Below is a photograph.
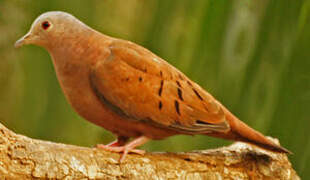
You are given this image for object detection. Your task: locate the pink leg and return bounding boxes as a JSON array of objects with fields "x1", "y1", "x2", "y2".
[
  {"x1": 104, "y1": 136, "x2": 129, "y2": 147},
  {"x1": 97, "y1": 136, "x2": 149, "y2": 162}
]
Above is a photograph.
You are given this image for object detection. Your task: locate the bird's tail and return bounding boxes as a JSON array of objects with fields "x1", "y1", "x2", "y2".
[{"x1": 209, "y1": 106, "x2": 291, "y2": 154}]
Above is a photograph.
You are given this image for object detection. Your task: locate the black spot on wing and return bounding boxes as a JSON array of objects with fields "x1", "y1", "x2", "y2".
[
  {"x1": 176, "y1": 81, "x2": 182, "y2": 87},
  {"x1": 177, "y1": 88, "x2": 184, "y2": 101},
  {"x1": 158, "y1": 80, "x2": 164, "y2": 96},
  {"x1": 159, "y1": 101, "x2": 163, "y2": 110},
  {"x1": 174, "y1": 100, "x2": 180, "y2": 115},
  {"x1": 192, "y1": 88, "x2": 203, "y2": 101},
  {"x1": 178, "y1": 74, "x2": 184, "y2": 80},
  {"x1": 122, "y1": 77, "x2": 130, "y2": 81}
]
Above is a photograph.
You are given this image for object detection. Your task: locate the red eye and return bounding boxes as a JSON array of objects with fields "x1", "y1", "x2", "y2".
[{"x1": 42, "y1": 21, "x2": 50, "y2": 30}]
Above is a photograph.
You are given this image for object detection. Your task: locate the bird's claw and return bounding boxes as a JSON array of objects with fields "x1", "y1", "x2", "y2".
[
  {"x1": 97, "y1": 144, "x2": 146, "y2": 162},
  {"x1": 97, "y1": 136, "x2": 149, "y2": 162}
]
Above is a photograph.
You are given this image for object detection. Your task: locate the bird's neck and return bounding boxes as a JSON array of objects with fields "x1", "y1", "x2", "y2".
[
  {"x1": 49, "y1": 28, "x2": 106, "y2": 60},
  {"x1": 46, "y1": 28, "x2": 112, "y2": 93}
]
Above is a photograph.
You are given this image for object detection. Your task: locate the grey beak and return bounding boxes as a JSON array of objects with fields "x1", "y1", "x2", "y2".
[{"x1": 15, "y1": 33, "x2": 31, "y2": 48}]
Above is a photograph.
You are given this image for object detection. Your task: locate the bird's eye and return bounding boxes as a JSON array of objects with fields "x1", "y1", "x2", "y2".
[{"x1": 42, "y1": 21, "x2": 51, "y2": 30}]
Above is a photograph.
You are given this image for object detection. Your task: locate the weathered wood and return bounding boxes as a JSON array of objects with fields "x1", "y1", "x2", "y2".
[{"x1": 0, "y1": 123, "x2": 299, "y2": 179}]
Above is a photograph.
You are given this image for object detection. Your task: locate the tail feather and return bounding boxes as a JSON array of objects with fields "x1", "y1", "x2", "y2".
[{"x1": 209, "y1": 106, "x2": 291, "y2": 154}]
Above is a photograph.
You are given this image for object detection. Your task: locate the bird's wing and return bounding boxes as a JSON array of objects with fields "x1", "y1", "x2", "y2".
[{"x1": 89, "y1": 39, "x2": 230, "y2": 134}]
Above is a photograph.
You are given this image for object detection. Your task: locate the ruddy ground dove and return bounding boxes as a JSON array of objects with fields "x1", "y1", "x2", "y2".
[{"x1": 15, "y1": 11, "x2": 290, "y2": 162}]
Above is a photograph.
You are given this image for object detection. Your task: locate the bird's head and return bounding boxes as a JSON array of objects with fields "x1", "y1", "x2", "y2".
[{"x1": 15, "y1": 11, "x2": 88, "y2": 49}]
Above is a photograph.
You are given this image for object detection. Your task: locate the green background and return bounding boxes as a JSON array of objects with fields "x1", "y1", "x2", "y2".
[{"x1": 0, "y1": 0, "x2": 309, "y2": 178}]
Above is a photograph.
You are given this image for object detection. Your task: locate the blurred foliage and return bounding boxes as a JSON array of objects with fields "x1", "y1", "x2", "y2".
[{"x1": 0, "y1": 0, "x2": 309, "y2": 178}]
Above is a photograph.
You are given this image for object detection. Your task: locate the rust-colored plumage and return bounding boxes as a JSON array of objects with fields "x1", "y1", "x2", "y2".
[{"x1": 15, "y1": 11, "x2": 290, "y2": 162}]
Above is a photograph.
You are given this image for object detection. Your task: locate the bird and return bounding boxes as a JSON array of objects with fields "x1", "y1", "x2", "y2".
[{"x1": 15, "y1": 11, "x2": 290, "y2": 162}]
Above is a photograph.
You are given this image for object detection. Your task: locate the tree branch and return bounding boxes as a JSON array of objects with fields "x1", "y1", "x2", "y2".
[{"x1": 0, "y1": 122, "x2": 299, "y2": 179}]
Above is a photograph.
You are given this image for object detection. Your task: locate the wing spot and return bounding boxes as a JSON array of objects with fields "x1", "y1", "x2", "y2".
[
  {"x1": 160, "y1": 71, "x2": 163, "y2": 77},
  {"x1": 174, "y1": 100, "x2": 180, "y2": 115},
  {"x1": 192, "y1": 88, "x2": 203, "y2": 101},
  {"x1": 122, "y1": 77, "x2": 129, "y2": 81},
  {"x1": 176, "y1": 81, "x2": 182, "y2": 87},
  {"x1": 158, "y1": 80, "x2": 164, "y2": 96},
  {"x1": 187, "y1": 81, "x2": 193, "y2": 86},
  {"x1": 177, "y1": 88, "x2": 184, "y2": 101},
  {"x1": 178, "y1": 74, "x2": 184, "y2": 80},
  {"x1": 159, "y1": 101, "x2": 163, "y2": 110},
  {"x1": 139, "y1": 77, "x2": 143, "y2": 82}
]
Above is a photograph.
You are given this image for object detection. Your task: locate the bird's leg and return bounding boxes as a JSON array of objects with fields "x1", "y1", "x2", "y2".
[
  {"x1": 104, "y1": 136, "x2": 129, "y2": 147},
  {"x1": 97, "y1": 136, "x2": 149, "y2": 162}
]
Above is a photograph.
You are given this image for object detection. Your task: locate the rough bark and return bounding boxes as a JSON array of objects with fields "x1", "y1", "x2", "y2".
[{"x1": 0, "y1": 122, "x2": 299, "y2": 180}]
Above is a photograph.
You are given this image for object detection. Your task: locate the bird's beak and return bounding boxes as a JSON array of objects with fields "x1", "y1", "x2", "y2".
[{"x1": 15, "y1": 32, "x2": 32, "y2": 48}]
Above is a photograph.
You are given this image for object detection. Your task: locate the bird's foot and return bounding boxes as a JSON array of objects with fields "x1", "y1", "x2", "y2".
[
  {"x1": 103, "y1": 136, "x2": 129, "y2": 147},
  {"x1": 97, "y1": 144, "x2": 146, "y2": 155},
  {"x1": 97, "y1": 136, "x2": 149, "y2": 162}
]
